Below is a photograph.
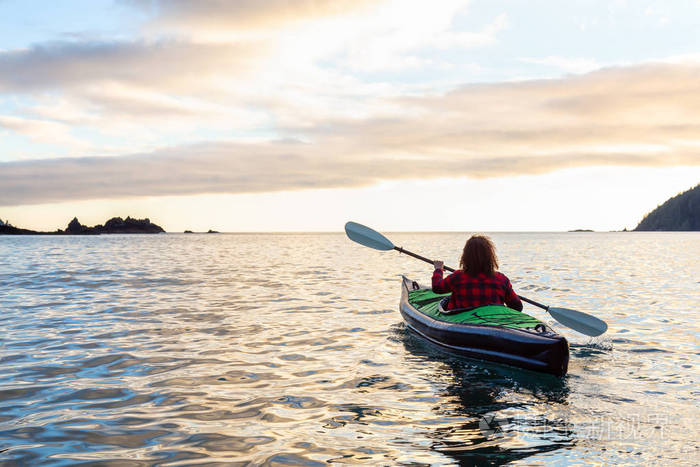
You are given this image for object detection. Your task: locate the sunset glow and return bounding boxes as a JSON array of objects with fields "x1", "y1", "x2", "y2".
[{"x1": 2, "y1": 0, "x2": 699, "y2": 231}]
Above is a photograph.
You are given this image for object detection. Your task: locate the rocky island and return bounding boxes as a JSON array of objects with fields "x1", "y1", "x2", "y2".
[
  {"x1": 0, "y1": 216, "x2": 165, "y2": 235},
  {"x1": 182, "y1": 229, "x2": 219, "y2": 233}
]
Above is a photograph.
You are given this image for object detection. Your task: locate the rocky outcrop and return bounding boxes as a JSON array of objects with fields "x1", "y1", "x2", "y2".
[
  {"x1": 98, "y1": 217, "x2": 165, "y2": 234},
  {"x1": 1, "y1": 216, "x2": 165, "y2": 235},
  {"x1": 0, "y1": 223, "x2": 41, "y2": 235},
  {"x1": 65, "y1": 217, "x2": 98, "y2": 234}
]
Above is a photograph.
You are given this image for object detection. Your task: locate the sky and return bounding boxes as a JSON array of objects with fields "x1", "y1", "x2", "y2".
[{"x1": 1, "y1": 0, "x2": 700, "y2": 232}]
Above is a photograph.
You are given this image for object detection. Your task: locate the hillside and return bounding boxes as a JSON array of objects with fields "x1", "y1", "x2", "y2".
[{"x1": 634, "y1": 184, "x2": 700, "y2": 231}]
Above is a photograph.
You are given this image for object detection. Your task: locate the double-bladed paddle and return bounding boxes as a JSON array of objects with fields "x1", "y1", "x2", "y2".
[{"x1": 345, "y1": 221, "x2": 608, "y2": 337}]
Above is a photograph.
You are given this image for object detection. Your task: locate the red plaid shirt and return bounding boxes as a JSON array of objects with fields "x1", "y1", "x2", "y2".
[{"x1": 432, "y1": 269, "x2": 523, "y2": 311}]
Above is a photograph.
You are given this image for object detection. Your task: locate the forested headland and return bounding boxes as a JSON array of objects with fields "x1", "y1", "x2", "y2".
[{"x1": 634, "y1": 184, "x2": 700, "y2": 231}]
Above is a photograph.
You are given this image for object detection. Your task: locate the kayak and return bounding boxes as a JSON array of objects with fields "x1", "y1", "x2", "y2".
[{"x1": 399, "y1": 276, "x2": 569, "y2": 376}]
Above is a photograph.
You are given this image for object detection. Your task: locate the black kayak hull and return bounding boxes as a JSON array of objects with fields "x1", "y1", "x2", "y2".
[{"x1": 400, "y1": 277, "x2": 569, "y2": 376}]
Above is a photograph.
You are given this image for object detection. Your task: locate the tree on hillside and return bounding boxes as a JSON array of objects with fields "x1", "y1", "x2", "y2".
[{"x1": 634, "y1": 184, "x2": 700, "y2": 231}]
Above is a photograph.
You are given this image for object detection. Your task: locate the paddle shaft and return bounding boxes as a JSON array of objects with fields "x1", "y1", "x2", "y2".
[
  {"x1": 394, "y1": 245, "x2": 549, "y2": 311},
  {"x1": 393, "y1": 246, "x2": 456, "y2": 272}
]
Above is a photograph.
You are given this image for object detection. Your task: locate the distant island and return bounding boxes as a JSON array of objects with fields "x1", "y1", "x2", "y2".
[
  {"x1": 634, "y1": 184, "x2": 700, "y2": 231},
  {"x1": 568, "y1": 229, "x2": 594, "y2": 232},
  {"x1": 0, "y1": 216, "x2": 164, "y2": 235}
]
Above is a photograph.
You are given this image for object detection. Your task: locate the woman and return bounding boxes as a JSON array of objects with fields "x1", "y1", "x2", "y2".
[{"x1": 432, "y1": 235, "x2": 523, "y2": 312}]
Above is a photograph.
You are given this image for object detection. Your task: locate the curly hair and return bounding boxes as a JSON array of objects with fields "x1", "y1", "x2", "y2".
[{"x1": 459, "y1": 235, "x2": 499, "y2": 276}]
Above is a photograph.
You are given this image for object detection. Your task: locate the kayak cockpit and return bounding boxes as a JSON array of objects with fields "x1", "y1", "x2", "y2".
[{"x1": 400, "y1": 276, "x2": 569, "y2": 376}]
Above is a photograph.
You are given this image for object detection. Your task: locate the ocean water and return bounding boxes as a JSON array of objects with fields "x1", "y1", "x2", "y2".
[{"x1": 0, "y1": 232, "x2": 698, "y2": 465}]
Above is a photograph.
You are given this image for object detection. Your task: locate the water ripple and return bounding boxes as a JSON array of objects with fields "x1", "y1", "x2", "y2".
[{"x1": 0, "y1": 233, "x2": 698, "y2": 465}]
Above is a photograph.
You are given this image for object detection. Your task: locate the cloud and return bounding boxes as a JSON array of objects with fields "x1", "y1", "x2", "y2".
[
  {"x1": 519, "y1": 56, "x2": 601, "y2": 74},
  {"x1": 125, "y1": 0, "x2": 377, "y2": 34},
  {"x1": 282, "y1": 64, "x2": 700, "y2": 166},
  {"x1": 3, "y1": 62, "x2": 700, "y2": 206},
  {"x1": 311, "y1": 2, "x2": 501, "y2": 74},
  {"x1": 0, "y1": 39, "x2": 258, "y2": 92},
  {"x1": 0, "y1": 0, "x2": 498, "y2": 153},
  {"x1": 0, "y1": 115, "x2": 90, "y2": 150},
  {"x1": 2, "y1": 6, "x2": 700, "y2": 208},
  {"x1": 1, "y1": 139, "x2": 695, "y2": 207},
  {"x1": 0, "y1": 38, "x2": 271, "y2": 146}
]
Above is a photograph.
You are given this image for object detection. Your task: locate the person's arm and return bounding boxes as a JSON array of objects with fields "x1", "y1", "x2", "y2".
[
  {"x1": 432, "y1": 260, "x2": 453, "y2": 293},
  {"x1": 503, "y1": 275, "x2": 523, "y2": 311}
]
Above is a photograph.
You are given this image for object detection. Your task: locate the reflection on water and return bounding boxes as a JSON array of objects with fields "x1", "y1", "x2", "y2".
[
  {"x1": 399, "y1": 326, "x2": 572, "y2": 465},
  {"x1": 0, "y1": 232, "x2": 698, "y2": 465}
]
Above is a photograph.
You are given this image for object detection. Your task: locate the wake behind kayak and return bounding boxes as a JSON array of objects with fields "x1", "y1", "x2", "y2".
[{"x1": 400, "y1": 276, "x2": 569, "y2": 376}]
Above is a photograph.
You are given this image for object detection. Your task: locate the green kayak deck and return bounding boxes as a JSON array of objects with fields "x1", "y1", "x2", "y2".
[
  {"x1": 407, "y1": 288, "x2": 544, "y2": 330},
  {"x1": 400, "y1": 276, "x2": 569, "y2": 376}
]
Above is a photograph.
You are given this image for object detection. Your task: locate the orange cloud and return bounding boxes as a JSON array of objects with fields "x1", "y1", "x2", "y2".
[
  {"x1": 0, "y1": 39, "x2": 259, "y2": 92},
  {"x1": 127, "y1": 0, "x2": 377, "y2": 32},
  {"x1": 2, "y1": 61, "x2": 700, "y2": 206}
]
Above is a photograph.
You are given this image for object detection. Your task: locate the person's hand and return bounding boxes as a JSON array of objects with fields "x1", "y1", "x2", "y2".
[{"x1": 434, "y1": 260, "x2": 444, "y2": 270}]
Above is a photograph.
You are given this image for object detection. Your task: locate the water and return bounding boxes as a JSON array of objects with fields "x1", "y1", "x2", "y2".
[{"x1": 0, "y1": 232, "x2": 698, "y2": 465}]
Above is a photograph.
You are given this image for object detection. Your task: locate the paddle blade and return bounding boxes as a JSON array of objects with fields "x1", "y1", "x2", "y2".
[
  {"x1": 548, "y1": 307, "x2": 608, "y2": 337},
  {"x1": 345, "y1": 221, "x2": 394, "y2": 251}
]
